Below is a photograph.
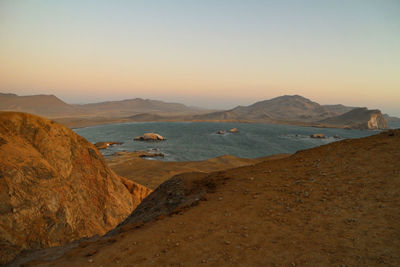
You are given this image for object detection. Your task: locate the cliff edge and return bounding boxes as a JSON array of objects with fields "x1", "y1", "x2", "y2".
[
  {"x1": 319, "y1": 107, "x2": 388, "y2": 129},
  {"x1": 0, "y1": 112, "x2": 150, "y2": 264}
]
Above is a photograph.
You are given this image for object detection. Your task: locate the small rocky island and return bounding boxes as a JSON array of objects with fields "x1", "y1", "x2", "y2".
[
  {"x1": 217, "y1": 128, "x2": 239, "y2": 134},
  {"x1": 134, "y1": 133, "x2": 166, "y2": 141},
  {"x1": 310, "y1": 133, "x2": 325, "y2": 139}
]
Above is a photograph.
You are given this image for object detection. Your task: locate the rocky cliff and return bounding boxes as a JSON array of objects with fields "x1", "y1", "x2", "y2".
[
  {"x1": 0, "y1": 112, "x2": 151, "y2": 264},
  {"x1": 319, "y1": 107, "x2": 389, "y2": 129}
]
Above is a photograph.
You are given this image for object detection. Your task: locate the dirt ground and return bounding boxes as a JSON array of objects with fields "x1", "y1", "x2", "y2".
[
  {"x1": 106, "y1": 152, "x2": 289, "y2": 189},
  {"x1": 10, "y1": 130, "x2": 400, "y2": 266}
]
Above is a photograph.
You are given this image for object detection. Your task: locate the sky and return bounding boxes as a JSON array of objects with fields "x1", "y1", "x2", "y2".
[{"x1": 0, "y1": 0, "x2": 399, "y2": 115}]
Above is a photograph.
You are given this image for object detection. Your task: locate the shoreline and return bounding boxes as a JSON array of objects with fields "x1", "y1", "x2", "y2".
[{"x1": 55, "y1": 116, "x2": 386, "y2": 131}]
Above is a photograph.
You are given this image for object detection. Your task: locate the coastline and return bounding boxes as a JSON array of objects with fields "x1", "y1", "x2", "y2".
[{"x1": 54, "y1": 115, "x2": 387, "y2": 130}]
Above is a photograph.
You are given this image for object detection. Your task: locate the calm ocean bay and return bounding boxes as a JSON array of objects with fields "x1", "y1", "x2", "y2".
[{"x1": 75, "y1": 122, "x2": 399, "y2": 162}]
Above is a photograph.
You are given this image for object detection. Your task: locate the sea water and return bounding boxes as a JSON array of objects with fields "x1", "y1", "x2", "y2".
[{"x1": 74, "y1": 122, "x2": 397, "y2": 162}]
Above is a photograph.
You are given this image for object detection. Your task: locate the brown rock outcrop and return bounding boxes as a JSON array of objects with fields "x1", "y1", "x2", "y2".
[
  {"x1": 94, "y1": 141, "x2": 123, "y2": 149},
  {"x1": 319, "y1": 108, "x2": 389, "y2": 130},
  {"x1": 0, "y1": 112, "x2": 150, "y2": 264},
  {"x1": 134, "y1": 133, "x2": 166, "y2": 141},
  {"x1": 120, "y1": 177, "x2": 152, "y2": 209}
]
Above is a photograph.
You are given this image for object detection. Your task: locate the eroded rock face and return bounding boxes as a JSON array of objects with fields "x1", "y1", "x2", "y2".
[
  {"x1": 0, "y1": 112, "x2": 150, "y2": 264},
  {"x1": 367, "y1": 113, "x2": 388, "y2": 130},
  {"x1": 319, "y1": 108, "x2": 389, "y2": 130}
]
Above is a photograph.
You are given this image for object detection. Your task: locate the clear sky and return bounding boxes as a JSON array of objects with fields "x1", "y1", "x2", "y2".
[{"x1": 0, "y1": 0, "x2": 399, "y2": 115}]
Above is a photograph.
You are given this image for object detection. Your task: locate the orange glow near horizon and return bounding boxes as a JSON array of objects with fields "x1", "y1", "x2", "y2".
[{"x1": 0, "y1": 1, "x2": 399, "y2": 115}]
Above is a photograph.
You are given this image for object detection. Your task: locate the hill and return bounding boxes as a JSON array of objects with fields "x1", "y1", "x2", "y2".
[
  {"x1": 0, "y1": 112, "x2": 151, "y2": 264},
  {"x1": 0, "y1": 93, "x2": 208, "y2": 120},
  {"x1": 0, "y1": 93, "x2": 393, "y2": 130},
  {"x1": 322, "y1": 104, "x2": 357, "y2": 114},
  {"x1": 193, "y1": 95, "x2": 338, "y2": 123},
  {"x1": 0, "y1": 93, "x2": 75, "y2": 116},
  {"x1": 192, "y1": 95, "x2": 390, "y2": 130},
  {"x1": 319, "y1": 107, "x2": 389, "y2": 130},
  {"x1": 383, "y1": 114, "x2": 400, "y2": 123},
  {"x1": 127, "y1": 113, "x2": 168, "y2": 122},
  {"x1": 77, "y1": 98, "x2": 200, "y2": 117},
  {"x1": 10, "y1": 129, "x2": 400, "y2": 266}
]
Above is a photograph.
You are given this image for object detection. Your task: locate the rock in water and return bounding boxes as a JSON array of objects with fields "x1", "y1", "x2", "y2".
[
  {"x1": 134, "y1": 133, "x2": 166, "y2": 141},
  {"x1": 310, "y1": 133, "x2": 325, "y2": 138},
  {"x1": 0, "y1": 112, "x2": 151, "y2": 264}
]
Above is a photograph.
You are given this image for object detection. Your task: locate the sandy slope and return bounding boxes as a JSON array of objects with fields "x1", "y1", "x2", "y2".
[
  {"x1": 10, "y1": 129, "x2": 400, "y2": 266},
  {"x1": 106, "y1": 152, "x2": 290, "y2": 189}
]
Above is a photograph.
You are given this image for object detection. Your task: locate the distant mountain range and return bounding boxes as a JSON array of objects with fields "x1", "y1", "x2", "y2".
[
  {"x1": 74, "y1": 98, "x2": 203, "y2": 117},
  {"x1": 0, "y1": 93, "x2": 206, "y2": 118},
  {"x1": 0, "y1": 92, "x2": 397, "y2": 129},
  {"x1": 193, "y1": 95, "x2": 337, "y2": 122},
  {"x1": 0, "y1": 93, "x2": 74, "y2": 116},
  {"x1": 191, "y1": 95, "x2": 390, "y2": 129}
]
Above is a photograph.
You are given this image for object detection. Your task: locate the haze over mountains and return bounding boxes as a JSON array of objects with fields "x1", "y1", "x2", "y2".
[
  {"x1": 0, "y1": 93, "x2": 75, "y2": 116},
  {"x1": 0, "y1": 92, "x2": 395, "y2": 129},
  {"x1": 193, "y1": 95, "x2": 337, "y2": 122},
  {"x1": 0, "y1": 93, "x2": 204, "y2": 118}
]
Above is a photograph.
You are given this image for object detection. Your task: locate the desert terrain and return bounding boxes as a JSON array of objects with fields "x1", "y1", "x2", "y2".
[
  {"x1": 2, "y1": 2, "x2": 399, "y2": 266},
  {"x1": 106, "y1": 152, "x2": 290, "y2": 189},
  {"x1": 7, "y1": 123, "x2": 400, "y2": 266}
]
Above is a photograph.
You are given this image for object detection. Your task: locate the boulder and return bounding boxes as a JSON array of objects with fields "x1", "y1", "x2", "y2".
[
  {"x1": 228, "y1": 128, "x2": 239, "y2": 133},
  {"x1": 310, "y1": 133, "x2": 325, "y2": 139},
  {"x1": 0, "y1": 112, "x2": 151, "y2": 264},
  {"x1": 134, "y1": 133, "x2": 166, "y2": 141},
  {"x1": 94, "y1": 141, "x2": 123, "y2": 149}
]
